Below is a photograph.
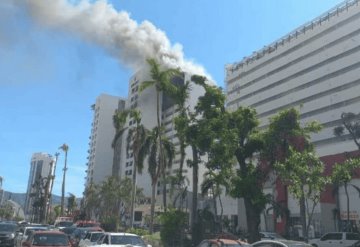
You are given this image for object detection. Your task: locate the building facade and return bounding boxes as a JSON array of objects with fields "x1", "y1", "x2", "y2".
[
  {"x1": 225, "y1": 0, "x2": 360, "y2": 236},
  {"x1": 109, "y1": 70, "x2": 208, "y2": 225},
  {"x1": 0, "y1": 176, "x2": 3, "y2": 206},
  {"x1": 85, "y1": 93, "x2": 125, "y2": 188},
  {"x1": 24, "y1": 152, "x2": 55, "y2": 221}
]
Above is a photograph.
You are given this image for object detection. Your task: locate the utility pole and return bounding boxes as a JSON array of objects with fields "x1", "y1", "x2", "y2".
[{"x1": 59, "y1": 144, "x2": 69, "y2": 216}]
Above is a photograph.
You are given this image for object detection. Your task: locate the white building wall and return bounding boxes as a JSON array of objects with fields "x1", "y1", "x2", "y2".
[
  {"x1": 119, "y1": 71, "x2": 207, "y2": 200},
  {"x1": 225, "y1": 0, "x2": 360, "y2": 232},
  {"x1": 226, "y1": 1, "x2": 360, "y2": 157},
  {"x1": 24, "y1": 152, "x2": 54, "y2": 218},
  {"x1": 86, "y1": 94, "x2": 122, "y2": 187}
]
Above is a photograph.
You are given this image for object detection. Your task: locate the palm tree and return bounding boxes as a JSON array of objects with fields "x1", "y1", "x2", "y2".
[
  {"x1": 141, "y1": 126, "x2": 175, "y2": 233},
  {"x1": 126, "y1": 110, "x2": 148, "y2": 228},
  {"x1": 67, "y1": 193, "x2": 77, "y2": 215},
  {"x1": 140, "y1": 58, "x2": 180, "y2": 210},
  {"x1": 59, "y1": 143, "x2": 69, "y2": 216},
  {"x1": 82, "y1": 183, "x2": 99, "y2": 219},
  {"x1": 112, "y1": 109, "x2": 130, "y2": 176},
  {"x1": 173, "y1": 80, "x2": 191, "y2": 187}
]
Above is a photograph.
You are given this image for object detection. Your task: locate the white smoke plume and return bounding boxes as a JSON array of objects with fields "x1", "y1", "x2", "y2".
[{"x1": 16, "y1": 0, "x2": 211, "y2": 79}]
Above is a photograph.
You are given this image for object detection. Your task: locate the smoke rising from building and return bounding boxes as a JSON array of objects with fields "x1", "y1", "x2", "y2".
[{"x1": 16, "y1": 0, "x2": 211, "y2": 79}]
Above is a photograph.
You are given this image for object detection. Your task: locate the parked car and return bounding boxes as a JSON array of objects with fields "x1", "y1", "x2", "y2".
[
  {"x1": 260, "y1": 232, "x2": 286, "y2": 241},
  {"x1": 197, "y1": 238, "x2": 249, "y2": 246},
  {"x1": 93, "y1": 232, "x2": 151, "y2": 247},
  {"x1": 59, "y1": 227, "x2": 77, "y2": 238},
  {"x1": 251, "y1": 239, "x2": 312, "y2": 247},
  {"x1": 70, "y1": 227, "x2": 103, "y2": 247},
  {"x1": 0, "y1": 222, "x2": 18, "y2": 247},
  {"x1": 14, "y1": 225, "x2": 49, "y2": 247},
  {"x1": 22, "y1": 230, "x2": 71, "y2": 247},
  {"x1": 309, "y1": 232, "x2": 360, "y2": 247},
  {"x1": 78, "y1": 232, "x2": 104, "y2": 247}
]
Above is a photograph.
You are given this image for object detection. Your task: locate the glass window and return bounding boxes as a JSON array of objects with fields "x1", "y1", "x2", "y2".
[
  {"x1": 321, "y1": 233, "x2": 342, "y2": 240},
  {"x1": 347, "y1": 233, "x2": 360, "y2": 240}
]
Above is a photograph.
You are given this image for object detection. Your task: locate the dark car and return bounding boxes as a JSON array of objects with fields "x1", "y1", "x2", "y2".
[
  {"x1": 59, "y1": 227, "x2": 77, "y2": 237},
  {"x1": 22, "y1": 230, "x2": 71, "y2": 247},
  {"x1": 0, "y1": 222, "x2": 18, "y2": 247}
]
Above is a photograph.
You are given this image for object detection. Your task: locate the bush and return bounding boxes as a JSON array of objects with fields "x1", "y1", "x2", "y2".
[
  {"x1": 100, "y1": 217, "x2": 118, "y2": 232},
  {"x1": 126, "y1": 228, "x2": 150, "y2": 236},
  {"x1": 159, "y1": 209, "x2": 188, "y2": 247}
]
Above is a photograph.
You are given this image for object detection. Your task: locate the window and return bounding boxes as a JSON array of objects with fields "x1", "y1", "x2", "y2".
[{"x1": 321, "y1": 233, "x2": 342, "y2": 240}]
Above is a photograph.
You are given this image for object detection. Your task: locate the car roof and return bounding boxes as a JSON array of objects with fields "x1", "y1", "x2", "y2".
[
  {"x1": 104, "y1": 232, "x2": 138, "y2": 236},
  {"x1": 252, "y1": 240, "x2": 312, "y2": 246},
  {"x1": 32, "y1": 230, "x2": 66, "y2": 235},
  {"x1": 205, "y1": 238, "x2": 249, "y2": 245}
]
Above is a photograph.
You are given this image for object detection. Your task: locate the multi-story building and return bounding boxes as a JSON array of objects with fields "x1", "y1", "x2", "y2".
[
  {"x1": 225, "y1": 0, "x2": 360, "y2": 236},
  {"x1": 111, "y1": 71, "x2": 208, "y2": 225},
  {"x1": 0, "y1": 176, "x2": 4, "y2": 205},
  {"x1": 85, "y1": 93, "x2": 125, "y2": 187},
  {"x1": 24, "y1": 152, "x2": 55, "y2": 221}
]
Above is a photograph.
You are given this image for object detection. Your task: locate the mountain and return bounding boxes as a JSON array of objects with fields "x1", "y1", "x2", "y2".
[{"x1": 3, "y1": 191, "x2": 81, "y2": 208}]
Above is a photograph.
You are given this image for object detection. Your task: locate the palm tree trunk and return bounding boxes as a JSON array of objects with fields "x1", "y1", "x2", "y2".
[
  {"x1": 156, "y1": 91, "x2": 167, "y2": 211},
  {"x1": 61, "y1": 149, "x2": 68, "y2": 216},
  {"x1": 191, "y1": 145, "x2": 199, "y2": 244},
  {"x1": 150, "y1": 181, "x2": 157, "y2": 234},
  {"x1": 130, "y1": 164, "x2": 137, "y2": 228}
]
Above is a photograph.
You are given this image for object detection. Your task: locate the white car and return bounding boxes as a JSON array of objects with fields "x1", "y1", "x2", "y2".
[
  {"x1": 93, "y1": 232, "x2": 151, "y2": 247},
  {"x1": 309, "y1": 232, "x2": 360, "y2": 247},
  {"x1": 260, "y1": 232, "x2": 286, "y2": 240},
  {"x1": 252, "y1": 239, "x2": 312, "y2": 247},
  {"x1": 78, "y1": 231, "x2": 104, "y2": 247}
]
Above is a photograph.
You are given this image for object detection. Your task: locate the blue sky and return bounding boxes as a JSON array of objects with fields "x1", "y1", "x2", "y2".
[{"x1": 0, "y1": 0, "x2": 345, "y2": 198}]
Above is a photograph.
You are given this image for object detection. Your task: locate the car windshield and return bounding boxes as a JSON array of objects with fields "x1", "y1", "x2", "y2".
[
  {"x1": 110, "y1": 235, "x2": 145, "y2": 246},
  {"x1": 32, "y1": 234, "x2": 69, "y2": 246},
  {"x1": 56, "y1": 222, "x2": 73, "y2": 227},
  {"x1": 90, "y1": 233, "x2": 103, "y2": 242},
  {"x1": 25, "y1": 228, "x2": 48, "y2": 235},
  {"x1": 0, "y1": 224, "x2": 17, "y2": 232}
]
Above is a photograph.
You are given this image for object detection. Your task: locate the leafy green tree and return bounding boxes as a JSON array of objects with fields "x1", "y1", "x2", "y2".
[
  {"x1": 187, "y1": 76, "x2": 238, "y2": 245},
  {"x1": 140, "y1": 58, "x2": 181, "y2": 210},
  {"x1": 331, "y1": 158, "x2": 360, "y2": 231},
  {"x1": 226, "y1": 106, "x2": 265, "y2": 243},
  {"x1": 82, "y1": 182, "x2": 99, "y2": 219},
  {"x1": 159, "y1": 208, "x2": 188, "y2": 247},
  {"x1": 275, "y1": 148, "x2": 329, "y2": 241},
  {"x1": 334, "y1": 112, "x2": 360, "y2": 149},
  {"x1": 67, "y1": 193, "x2": 77, "y2": 216},
  {"x1": 261, "y1": 108, "x2": 322, "y2": 238},
  {"x1": 0, "y1": 202, "x2": 14, "y2": 220},
  {"x1": 54, "y1": 205, "x2": 61, "y2": 219},
  {"x1": 97, "y1": 176, "x2": 132, "y2": 228}
]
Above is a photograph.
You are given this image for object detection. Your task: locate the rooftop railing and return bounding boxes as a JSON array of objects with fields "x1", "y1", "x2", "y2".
[{"x1": 227, "y1": 0, "x2": 360, "y2": 76}]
